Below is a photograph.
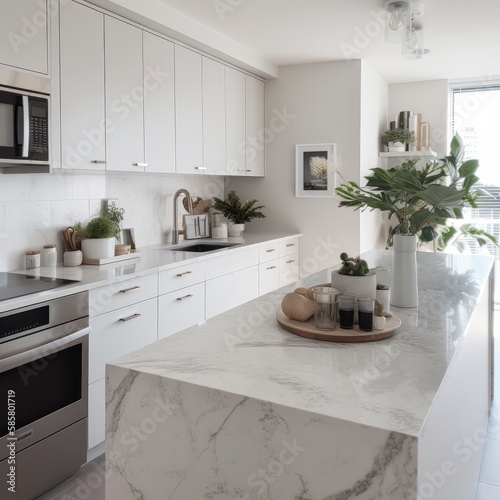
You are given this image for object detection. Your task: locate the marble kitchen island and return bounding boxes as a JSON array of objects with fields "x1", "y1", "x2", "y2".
[{"x1": 105, "y1": 251, "x2": 494, "y2": 500}]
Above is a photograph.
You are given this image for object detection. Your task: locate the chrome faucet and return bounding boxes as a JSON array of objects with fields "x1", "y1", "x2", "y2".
[{"x1": 172, "y1": 189, "x2": 194, "y2": 244}]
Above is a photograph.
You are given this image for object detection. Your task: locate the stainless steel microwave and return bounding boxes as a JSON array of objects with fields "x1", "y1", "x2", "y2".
[{"x1": 0, "y1": 85, "x2": 49, "y2": 170}]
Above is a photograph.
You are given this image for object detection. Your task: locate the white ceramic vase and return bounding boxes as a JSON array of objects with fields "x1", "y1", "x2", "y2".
[
  {"x1": 391, "y1": 234, "x2": 418, "y2": 308},
  {"x1": 388, "y1": 141, "x2": 405, "y2": 152},
  {"x1": 81, "y1": 237, "x2": 115, "y2": 260},
  {"x1": 227, "y1": 223, "x2": 245, "y2": 237},
  {"x1": 330, "y1": 271, "x2": 377, "y2": 299}
]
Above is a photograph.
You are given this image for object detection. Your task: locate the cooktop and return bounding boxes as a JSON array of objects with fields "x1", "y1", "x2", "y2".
[{"x1": 0, "y1": 272, "x2": 80, "y2": 301}]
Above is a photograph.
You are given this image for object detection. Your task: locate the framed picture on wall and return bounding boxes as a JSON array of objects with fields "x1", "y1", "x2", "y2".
[{"x1": 295, "y1": 143, "x2": 336, "y2": 198}]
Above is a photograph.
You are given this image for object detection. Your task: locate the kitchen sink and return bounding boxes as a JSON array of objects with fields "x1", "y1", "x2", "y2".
[{"x1": 167, "y1": 242, "x2": 240, "y2": 253}]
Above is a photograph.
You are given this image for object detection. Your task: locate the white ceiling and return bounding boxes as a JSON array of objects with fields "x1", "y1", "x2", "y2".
[{"x1": 154, "y1": 0, "x2": 500, "y2": 83}]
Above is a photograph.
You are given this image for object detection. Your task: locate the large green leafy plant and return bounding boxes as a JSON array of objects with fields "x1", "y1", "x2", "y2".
[
  {"x1": 335, "y1": 134, "x2": 496, "y2": 249},
  {"x1": 213, "y1": 190, "x2": 266, "y2": 224}
]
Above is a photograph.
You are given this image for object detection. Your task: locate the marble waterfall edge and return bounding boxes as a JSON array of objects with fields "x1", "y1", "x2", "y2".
[{"x1": 106, "y1": 365, "x2": 418, "y2": 500}]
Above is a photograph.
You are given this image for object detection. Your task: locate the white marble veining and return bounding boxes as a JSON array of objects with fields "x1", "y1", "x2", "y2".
[{"x1": 105, "y1": 250, "x2": 493, "y2": 499}]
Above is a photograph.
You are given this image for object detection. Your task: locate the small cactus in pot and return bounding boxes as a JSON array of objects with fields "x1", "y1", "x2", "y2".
[{"x1": 338, "y1": 253, "x2": 370, "y2": 276}]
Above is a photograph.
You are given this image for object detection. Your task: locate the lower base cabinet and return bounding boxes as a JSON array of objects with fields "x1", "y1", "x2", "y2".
[{"x1": 88, "y1": 379, "x2": 105, "y2": 449}]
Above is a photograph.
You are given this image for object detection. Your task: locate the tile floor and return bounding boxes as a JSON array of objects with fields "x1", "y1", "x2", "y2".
[{"x1": 38, "y1": 326, "x2": 500, "y2": 500}]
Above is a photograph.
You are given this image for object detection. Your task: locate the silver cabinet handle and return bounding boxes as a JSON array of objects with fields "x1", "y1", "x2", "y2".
[
  {"x1": 286, "y1": 260, "x2": 295, "y2": 264},
  {"x1": 286, "y1": 243, "x2": 295, "y2": 247},
  {"x1": 133, "y1": 162, "x2": 149, "y2": 167},
  {"x1": 176, "y1": 271, "x2": 193, "y2": 277},
  {"x1": 119, "y1": 313, "x2": 141, "y2": 322},
  {"x1": 91, "y1": 160, "x2": 106, "y2": 164},
  {"x1": 119, "y1": 285, "x2": 141, "y2": 294},
  {"x1": 176, "y1": 294, "x2": 193, "y2": 301},
  {"x1": 266, "y1": 249, "x2": 276, "y2": 253},
  {"x1": 22, "y1": 95, "x2": 29, "y2": 158},
  {"x1": 266, "y1": 266, "x2": 277, "y2": 270},
  {"x1": 194, "y1": 166, "x2": 207, "y2": 170}
]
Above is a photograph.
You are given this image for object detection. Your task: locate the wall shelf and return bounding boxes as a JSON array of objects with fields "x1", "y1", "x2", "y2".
[{"x1": 379, "y1": 151, "x2": 437, "y2": 159}]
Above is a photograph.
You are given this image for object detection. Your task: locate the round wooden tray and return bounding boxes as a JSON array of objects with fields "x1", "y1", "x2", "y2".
[{"x1": 276, "y1": 308, "x2": 401, "y2": 342}]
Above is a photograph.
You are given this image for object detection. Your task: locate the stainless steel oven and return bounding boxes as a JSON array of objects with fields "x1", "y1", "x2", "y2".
[{"x1": 0, "y1": 291, "x2": 89, "y2": 500}]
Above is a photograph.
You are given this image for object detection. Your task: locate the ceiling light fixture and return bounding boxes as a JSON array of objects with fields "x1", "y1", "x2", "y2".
[{"x1": 384, "y1": 0, "x2": 430, "y2": 58}]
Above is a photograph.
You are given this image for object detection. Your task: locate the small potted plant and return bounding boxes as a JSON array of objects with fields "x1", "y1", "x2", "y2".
[
  {"x1": 74, "y1": 204, "x2": 124, "y2": 260},
  {"x1": 212, "y1": 190, "x2": 266, "y2": 236},
  {"x1": 331, "y1": 252, "x2": 377, "y2": 299},
  {"x1": 381, "y1": 129, "x2": 416, "y2": 152}
]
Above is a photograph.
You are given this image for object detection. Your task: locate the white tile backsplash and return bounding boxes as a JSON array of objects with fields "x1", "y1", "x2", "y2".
[{"x1": 0, "y1": 171, "x2": 223, "y2": 271}]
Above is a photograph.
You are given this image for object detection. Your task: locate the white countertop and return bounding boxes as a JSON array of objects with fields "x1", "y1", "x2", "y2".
[
  {"x1": 0, "y1": 232, "x2": 301, "y2": 313},
  {"x1": 108, "y1": 249, "x2": 493, "y2": 437}
]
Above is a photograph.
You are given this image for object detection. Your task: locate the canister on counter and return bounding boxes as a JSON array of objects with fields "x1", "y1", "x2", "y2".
[
  {"x1": 42, "y1": 244, "x2": 57, "y2": 267},
  {"x1": 25, "y1": 250, "x2": 41, "y2": 269}
]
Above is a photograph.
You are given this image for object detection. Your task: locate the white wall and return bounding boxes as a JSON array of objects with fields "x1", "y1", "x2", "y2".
[
  {"x1": 0, "y1": 172, "x2": 222, "y2": 271},
  {"x1": 388, "y1": 79, "x2": 449, "y2": 157},
  {"x1": 360, "y1": 62, "x2": 389, "y2": 252},
  {"x1": 229, "y1": 59, "x2": 387, "y2": 277}
]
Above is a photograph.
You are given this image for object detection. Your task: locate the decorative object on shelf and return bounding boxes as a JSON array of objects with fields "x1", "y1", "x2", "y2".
[
  {"x1": 63, "y1": 250, "x2": 83, "y2": 267},
  {"x1": 384, "y1": 0, "x2": 430, "y2": 59},
  {"x1": 41, "y1": 244, "x2": 57, "y2": 267},
  {"x1": 74, "y1": 203, "x2": 125, "y2": 260},
  {"x1": 380, "y1": 128, "x2": 415, "y2": 152},
  {"x1": 212, "y1": 190, "x2": 265, "y2": 236},
  {"x1": 295, "y1": 143, "x2": 336, "y2": 197},
  {"x1": 331, "y1": 253, "x2": 378, "y2": 301},
  {"x1": 335, "y1": 133, "x2": 498, "y2": 306},
  {"x1": 420, "y1": 121, "x2": 431, "y2": 151},
  {"x1": 25, "y1": 250, "x2": 40, "y2": 269}
]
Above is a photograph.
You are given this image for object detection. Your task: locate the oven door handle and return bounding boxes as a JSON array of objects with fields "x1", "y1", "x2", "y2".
[{"x1": 0, "y1": 326, "x2": 91, "y2": 373}]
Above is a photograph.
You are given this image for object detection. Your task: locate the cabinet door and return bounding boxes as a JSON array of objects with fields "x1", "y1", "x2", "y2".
[
  {"x1": 225, "y1": 67, "x2": 246, "y2": 175},
  {"x1": 89, "y1": 298, "x2": 158, "y2": 383},
  {"x1": 279, "y1": 254, "x2": 299, "y2": 287},
  {"x1": 175, "y1": 46, "x2": 203, "y2": 174},
  {"x1": 88, "y1": 378, "x2": 105, "y2": 449},
  {"x1": 60, "y1": 1, "x2": 106, "y2": 170},
  {"x1": 143, "y1": 32, "x2": 175, "y2": 173},
  {"x1": 259, "y1": 260, "x2": 280, "y2": 295},
  {"x1": 234, "y1": 266, "x2": 259, "y2": 307},
  {"x1": 0, "y1": 0, "x2": 48, "y2": 74},
  {"x1": 246, "y1": 76, "x2": 265, "y2": 176},
  {"x1": 206, "y1": 274, "x2": 233, "y2": 319},
  {"x1": 158, "y1": 282, "x2": 205, "y2": 339},
  {"x1": 105, "y1": 17, "x2": 144, "y2": 172},
  {"x1": 202, "y1": 57, "x2": 225, "y2": 175}
]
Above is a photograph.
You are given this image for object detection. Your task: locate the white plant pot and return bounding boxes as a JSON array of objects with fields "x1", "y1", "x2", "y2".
[
  {"x1": 391, "y1": 234, "x2": 418, "y2": 308},
  {"x1": 227, "y1": 223, "x2": 245, "y2": 237},
  {"x1": 330, "y1": 271, "x2": 377, "y2": 299},
  {"x1": 81, "y1": 237, "x2": 116, "y2": 260},
  {"x1": 388, "y1": 141, "x2": 405, "y2": 152}
]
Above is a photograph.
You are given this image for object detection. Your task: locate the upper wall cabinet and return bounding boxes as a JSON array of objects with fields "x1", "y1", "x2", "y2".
[
  {"x1": 225, "y1": 67, "x2": 246, "y2": 176},
  {"x1": 60, "y1": 1, "x2": 106, "y2": 170},
  {"x1": 143, "y1": 32, "x2": 175, "y2": 174},
  {"x1": 0, "y1": 0, "x2": 49, "y2": 75},
  {"x1": 175, "y1": 46, "x2": 203, "y2": 174},
  {"x1": 245, "y1": 76, "x2": 265, "y2": 176},
  {"x1": 202, "y1": 57, "x2": 225, "y2": 175}
]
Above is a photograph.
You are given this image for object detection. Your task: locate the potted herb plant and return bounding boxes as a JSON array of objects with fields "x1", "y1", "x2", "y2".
[
  {"x1": 74, "y1": 204, "x2": 125, "y2": 260},
  {"x1": 381, "y1": 129, "x2": 416, "y2": 152},
  {"x1": 335, "y1": 133, "x2": 496, "y2": 307},
  {"x1": 212, "y1": 190, "x2": 266, "y2": 236}
]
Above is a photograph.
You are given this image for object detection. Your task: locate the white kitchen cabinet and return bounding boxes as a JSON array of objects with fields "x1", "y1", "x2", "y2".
[
  {"x1": 158, "y1": 282, "x2": 205, "y2": 339},
  {"x1": 87, "y1": 273, "x2": 158, "y2": 451},
  {"x1": 88, "y1": 378, "x2": 105, "y2": 449},
  {"x1": 245, "y1": 75, "x2": 265, "y2": 176},
  {"x1": 225, "y1": 67, "x2": 246, "y2": 175},
  {"x1": 175, "y1": 46, "x2": 203, "y2": 174},
  {"x1": 234, "y1": 265, "x2": 259, "y2": 307},
  {"x1": 279, "y1": 255, "x2": 299, "y2": 286},
  {"x1": 60, "y1": 1, "x2": 106, "y2": 170},
  {"x1": 159, "y1": 261, "x2": 205, "y2": 295},
  {"x1": 259, "y1": 241, "x2": 279, "y2": 263},
  {"x1": 206, "y1": 273, "x2": 234, "y2": 319},
  {"x1": 143, "y1": 32, "x2": 175, "y2": 173},
  {"x1": 0, "y1": 0, "x2": 48, "y2": 74},
  {"x1": 259, "y1": 261, "x2": 280, "y2": 295},
  {"x1": 105, "y1": 17, "x2": 144, "y2": 172},
  {"x1": 202, "y1": 57, "x2": 226, "y2": 175}
]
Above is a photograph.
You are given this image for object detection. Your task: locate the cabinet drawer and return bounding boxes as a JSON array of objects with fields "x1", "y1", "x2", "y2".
[
  {"x1": 280, "y1": 254, "x2": 299, "y2": 286},
  {"x1": 158, "y1": 282, "x2": 205, "y2": 339},
  {"x1": 159, "y1": 261, "x2": 205, "y2": 294},
  {"x1": 279, "y1": 238, "x2": 299, "y2": 257},
  {"x1": 88, "y1": 378, "x2": 105, "y2": 450},
  {"x1": 89, "y1": 298, "x2": 158, "y2": 383},
  {"x1": 259, "y1": 242, "x2": 279, "y2": 263},
  {"x1": 259, "y1": 260, "x2": 280, "y2": 295},
  {"x1": 89, "y1": 273, "x2": 157, "y2": 317}
]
